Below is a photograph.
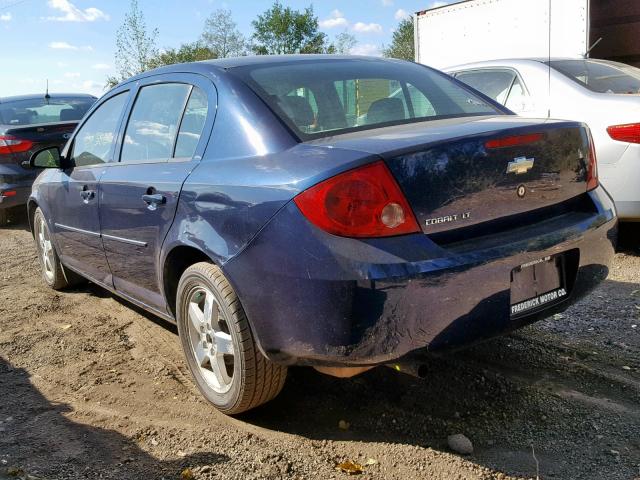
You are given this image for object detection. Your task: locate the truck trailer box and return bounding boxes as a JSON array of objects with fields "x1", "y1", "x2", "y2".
[{"x1": 415, "y1": 0, "x2": 640, "y2": 69}]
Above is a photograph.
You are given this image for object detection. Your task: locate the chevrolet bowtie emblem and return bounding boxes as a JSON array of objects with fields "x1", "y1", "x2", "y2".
[{"x1": 506, "y1": 156, "x2": 535, "y2": 175}]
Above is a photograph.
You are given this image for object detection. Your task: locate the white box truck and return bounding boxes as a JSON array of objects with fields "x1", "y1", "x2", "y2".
[{"x1": 415, "y1": 0, "x2": 640, "y2": 69}]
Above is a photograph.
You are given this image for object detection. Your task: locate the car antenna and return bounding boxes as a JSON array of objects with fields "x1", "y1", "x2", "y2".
[
  {"x1": 547, "y1": 0, "x2": 551, "y2": 118},
  {"x1": 45, "y1": 79, "x2": 51, "y2": 102},
  {"x1": 584, "y1": 37, "x2": 603, "y2": 58}
]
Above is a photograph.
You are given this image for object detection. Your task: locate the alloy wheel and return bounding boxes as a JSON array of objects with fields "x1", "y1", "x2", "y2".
[
  {"x1": 187, "y1": 286, "x2": 235, "y2": 393},
  {"x1": 37, "y1": 216, "x2": 55, "y2": 283}
]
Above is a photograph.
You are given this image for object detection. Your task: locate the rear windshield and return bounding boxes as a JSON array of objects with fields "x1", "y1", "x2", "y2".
[
  {"x1": 232, "y1": 59, "x2": 502, "y2": 139},
  {"x1": 0, "y1": 96, "x2": 96, "y2": 126},
  {"x1": 548, "y1": 60, "x2": 640, "y2": 94}
]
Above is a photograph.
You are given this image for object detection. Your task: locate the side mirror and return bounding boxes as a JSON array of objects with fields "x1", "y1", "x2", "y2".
[{"x1": 30, "y1": 147, "x2": 62, "y2": 169}]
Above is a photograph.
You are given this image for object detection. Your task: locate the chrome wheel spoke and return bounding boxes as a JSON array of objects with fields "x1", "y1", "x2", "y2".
[
  {"x1": 194, "y1": 341, "x2": 209, "y2": 368},
  {"x1": 214, "y1": 331, "x2": 234, "y2": 355},
  {"x1": 188, "y1": 300, "x2": 205, "y2": 331},
  {"x1": 211, "y1": 352, "x2": 232, "y2": 386}
]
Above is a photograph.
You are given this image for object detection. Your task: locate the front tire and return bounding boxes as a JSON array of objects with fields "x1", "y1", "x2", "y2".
[
  {"x1": 33, "y1": 208, "x2": 84, "y2": 289},
  {"x1": 176, "y1": 262, "x2": 287, "y2": 414}
]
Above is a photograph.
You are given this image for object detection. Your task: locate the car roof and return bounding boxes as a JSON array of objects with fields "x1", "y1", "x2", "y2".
[
  {"x1": 0, "y1": 93, "x2": 97, "y2": 103},
  {"x1": 120, "y1": 54, "x2": 412, "y2": 85},
  {"x1": 444, "y1": 57, "x2": 621, "y2": 71}
]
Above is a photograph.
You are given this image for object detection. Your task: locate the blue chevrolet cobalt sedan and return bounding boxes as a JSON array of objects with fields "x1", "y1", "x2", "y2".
[{"x1": 27, "y1": 56, "x2": 616, "y2": 414}]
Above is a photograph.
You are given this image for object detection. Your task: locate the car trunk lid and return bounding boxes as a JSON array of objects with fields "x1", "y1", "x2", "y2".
[{"x1": 308, "y1": 116, "x2": 592, "y2": 236}]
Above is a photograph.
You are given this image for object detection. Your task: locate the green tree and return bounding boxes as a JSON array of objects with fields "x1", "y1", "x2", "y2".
[
  {"x1": 107, "y1": 0, "x2": 159, "y2": 87},
  {"x1": 333, "y1": 31, "x2": 357, "y2": 55},
  {"x1": 251, "y1": 2, "x2": 331, "y2": 55},
  {"x1": 201, "y1": 9, "x2": 246, "y2": 58},
  {"x1": 383, "y1": 17, "x2": 414, "y2": 61},
  {"x1": 147, "y1": 42, "x2": 217, "y2": 69}
]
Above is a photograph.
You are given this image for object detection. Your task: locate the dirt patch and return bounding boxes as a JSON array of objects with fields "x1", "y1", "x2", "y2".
[{"x1": 1, "y1": 219, "x2": 639, "y2": 479}]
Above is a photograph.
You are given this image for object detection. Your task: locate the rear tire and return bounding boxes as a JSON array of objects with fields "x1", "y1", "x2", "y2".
[
  {"x1": 0, "y1": 209, "x2": 8, "y2": 227},
  {"x1": 176, "y1": 262, "x2": 287, "y2": 414},
  {"x1": 33, "y1": 208, "x2": 85, "y2": 289}
]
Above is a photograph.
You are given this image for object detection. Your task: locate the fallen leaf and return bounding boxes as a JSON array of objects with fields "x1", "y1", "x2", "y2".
[
  {"x1": 338, "y1": 419, "x2": 350, "y2": 430},
  {"x1": 363, "y1": 458, "x2": 378, "y2": 466},
  {"x1": 180, "y1": 468, "x2": 195, "y2": 480},
  {"x1": 553, "y1": 313, "x2": 564, "y2": 320},
  {"x1": 336, "y1": 460, "x2": 363, "y2": 475},
  {"x1": 59, "y1": 324, "x2": 72, "y2": 330},
  {"x1": 6, "y1": 467, "x2": 25, "y2": 477}
]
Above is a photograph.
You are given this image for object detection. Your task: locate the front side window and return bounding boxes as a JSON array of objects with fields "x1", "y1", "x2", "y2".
[
  {"x1": 71, "y1": 92, "x2": 128, "y2": 167},
  {"x1": 548, "y1": 59, "x2": 640, "y2": 94},
  {"x1": 233, "y1": 60, "x2": 500, "y2": 139},
  {"x1": 0, "y1": 96, "x2": 96, "y2": 126},
  {"x1": 120, "y1": 83, "x2": 192, "y2": 164}
]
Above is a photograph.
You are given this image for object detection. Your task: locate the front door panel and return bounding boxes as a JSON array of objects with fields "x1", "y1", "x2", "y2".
[{"x1": 51, "y1": 166, "x2": 110, "y2": 284}]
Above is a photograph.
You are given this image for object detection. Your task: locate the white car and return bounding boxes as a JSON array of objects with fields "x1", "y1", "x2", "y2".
[{"x1": 445, "y1": 58, "x2": 640, "y2": 221}]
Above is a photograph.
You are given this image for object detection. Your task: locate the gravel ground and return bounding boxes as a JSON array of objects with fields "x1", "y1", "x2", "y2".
[{"x1": 0, "y1": 216, "x2": 638, "y2": 480}]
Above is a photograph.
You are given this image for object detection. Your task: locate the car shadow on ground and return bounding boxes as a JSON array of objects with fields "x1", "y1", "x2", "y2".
[
  {"x1": 1, "y1": 207, "x2": 31, "y2": 232},
  {"x1": 618, "y1": 222, "x2": 640, "y2": 256},
  {"x1": 0, "y1": 357, "x2": 229, "y2": 479}
]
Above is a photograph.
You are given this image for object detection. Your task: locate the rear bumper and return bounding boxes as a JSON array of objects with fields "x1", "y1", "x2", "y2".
[
  {"x1": 599, "y1": 144, "x2": 640, "y2": 220},
  {"x1": 0, "y1": 164, "x2": 36, "y2": 210},
  {"x1": 0, "y1": 185, "x2": 31, "y2": 209},
  {"x1": 224, "y1": 187, "x2": 617, "y2": 367}
]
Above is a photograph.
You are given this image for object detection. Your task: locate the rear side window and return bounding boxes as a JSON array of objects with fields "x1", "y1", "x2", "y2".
[
  {"x1": 548, "y1": 60, "x2": 640, "y2": 94},
  {"x1": 455, "y1": 70, "x2": 517, "y2": 104},
  {"x1": 0, "y1": 97, "x2": 95, "y2": 126},
  {"x1": 72, "y1": 92, "x2": 128, "y2": 167},
  {"x1": 233, "y1": 59, "x2": 500, "y2": 139},
  {"x1": 174, "y1": 86, "x2": 209, "y2": 158},
  {"x1": 121, "y1": 83, "x2": 191, "y2": 164}
]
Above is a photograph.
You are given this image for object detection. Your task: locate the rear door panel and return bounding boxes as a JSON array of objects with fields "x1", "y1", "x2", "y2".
[{"x1": 98, "y1": 73, "x2": 216, "y2": 312}]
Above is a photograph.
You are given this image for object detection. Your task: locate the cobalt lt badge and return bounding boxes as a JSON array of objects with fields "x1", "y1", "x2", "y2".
[{"x1": 506, "y1": 156, "x2": 535, "y2": 175}]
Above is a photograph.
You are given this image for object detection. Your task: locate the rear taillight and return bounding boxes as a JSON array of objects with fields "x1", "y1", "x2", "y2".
[
  {"x1": 485, "y1": 133, "x2": 543, "y2": 149},
  {"x1": 294, "y1": 161, "x2": 420, "y2": 238},
  {"x1": 0, "y1": 135, "x2": 34, "y2": 155},
  {"x1": 587, "y1": 130, "x2": 598, "y2": 191},
  {"x1": 607, "y1": 123, "x2": 640, "y2": 144}
]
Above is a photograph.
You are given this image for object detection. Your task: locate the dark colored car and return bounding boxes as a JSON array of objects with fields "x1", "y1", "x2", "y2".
[
  {"x1": 0, "y1": 93, "x2": 96, "y2": 225},
  {"x1": 27, "y1": 56, "x2": 616, "y2": 414}
]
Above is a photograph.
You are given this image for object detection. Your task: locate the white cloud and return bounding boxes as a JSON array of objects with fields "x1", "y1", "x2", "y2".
[
  {"x1": 381, "y1": 0, "x2": 394, "y2": 6},
  {"x1": 48, "y1": 41, "x2": 93, "y2": 51},
  {"x1": 429, "y1": 1, "x2": 448, "y2": 8},
  {"x1": 394, "y1": 9, "x2": 410, "y2": 20},
  {"x1": 350, "y1": 43, "x2": 382, "y2": 56},
  {"x1": 352, "y1": 22, "x2": 383, "y2": 34},
  {"x1": 56, "y1": 61, "x2": 69, "y2": 68},
  {"x1": 92, "y1": 63, "x2": 111, "y2": 70},
  {"x1": 45, "y1": 0, "x2": 109, "y2": 22},
  {"x1": 0, "y1": 13, "x2": 12, "y2": 21},
  {"x1": 319, "y1": 9, "x2": 348, "y2": 29},
  {"x1": 49, "y1": 41, "x2": 76, "y2": 50},
  {"x1": 64, "y1": 72, "x2": 80, "y2": 78}
]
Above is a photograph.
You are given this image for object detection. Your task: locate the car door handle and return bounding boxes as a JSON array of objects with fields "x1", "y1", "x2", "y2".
[
  {"x1": 142, "y1": 193, "x2": 166, "y2": 206},
  {"x1": 80, "y1": 189, "x2": 95, "y2": 202}
]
